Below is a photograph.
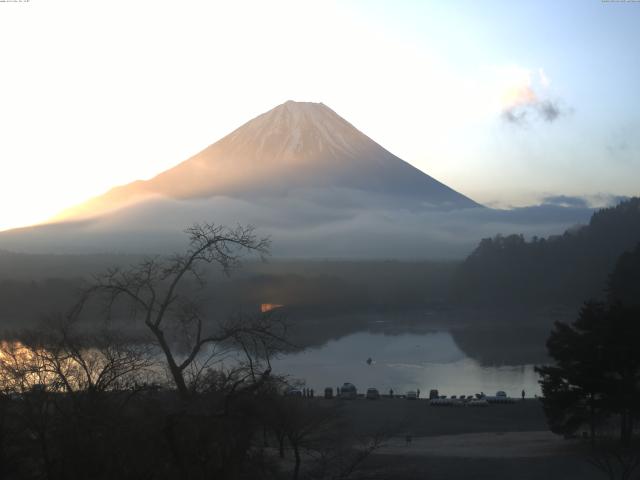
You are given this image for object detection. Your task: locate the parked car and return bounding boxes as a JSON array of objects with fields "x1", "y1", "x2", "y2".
[
  {"x1": 486, "y1": 391, "x2": 515, "y2": 404},
  {"x1": 340, "y1": 382, "x2": 357, "y2": 399},
  {"x1": 406, "y1": 390, "x2": 418, "y2": 400},
  {"x1": 285, "y1": 388, "x2": 303, "y2": 397},
  {"x1": 366, "y1": 387, "x2": 380, "y2": 400},
  {"x1": 324, "y1": 387, "x2": 334, "y2": 399}
]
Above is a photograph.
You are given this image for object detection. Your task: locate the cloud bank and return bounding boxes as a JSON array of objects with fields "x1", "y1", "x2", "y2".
[{"x1": 0, "y1": 189, "x2": 602, "y2": 260}]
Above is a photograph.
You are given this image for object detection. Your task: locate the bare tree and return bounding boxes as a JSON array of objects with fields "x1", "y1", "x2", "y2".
[
  {"x1": 0, "y1": 313, "x2": 156, "y2": 480},
  {"x1": 0, "y1": 339, "x2": 53, "y2": 395},
  {"x1": 262, "y1": 393, "x2": 387, "y2": 480},
  {"x1": 0, "y1": 338, "x2": 59, "y2": 479},
  {"x1": 84, "y1": 223, "x2": 284, "y2": 399},
  {"x1": 274, "y1": 398, "x2": 342, "y2": 480},
  {"x1": 588, "y1": 439, "x2": 640, "y2": 480},
  {"x1": 22, "y1": 316, "x2": 154, "y2": 397}
]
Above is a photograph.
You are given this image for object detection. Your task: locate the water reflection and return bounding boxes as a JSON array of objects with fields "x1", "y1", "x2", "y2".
[{"x1": 272, "y1": 331, "x2": 541, "y2": 396}]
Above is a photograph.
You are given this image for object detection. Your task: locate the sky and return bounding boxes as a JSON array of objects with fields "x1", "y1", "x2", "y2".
[{"x1": 1, "y1": 0, "x2": 639, "y2": 231}]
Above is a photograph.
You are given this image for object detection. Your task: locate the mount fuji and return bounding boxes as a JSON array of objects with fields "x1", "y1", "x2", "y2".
[
  {"x1": 2, "y1": 101, "x2": 493, "y2": 258},
  {"x1": 59, "y1": 100, "x2": 480, "y2": 219}
]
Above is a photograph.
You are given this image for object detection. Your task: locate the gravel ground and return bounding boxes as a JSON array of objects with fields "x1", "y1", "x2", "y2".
[
  {"x1": 316, "y1": 398, "x2": 602, "y2": 480},
  {"x1": 337, "y1": 397, "x2": 549, "y2": 436}
]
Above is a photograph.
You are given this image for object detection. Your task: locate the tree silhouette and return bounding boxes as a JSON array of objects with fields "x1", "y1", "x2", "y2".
[
  {"x1": 84, "y1": 223, "x2": 288, "y2": 399},
  {"x1": 537, "y1": 245, "x2": 640, "y2": 446},
  {"x1": 608, "y1": 242, "x2": 640, "y2": 308},
  {"x1": 536, "y1": 301, "x2": 609, "y2": 442},
  {"x1": 453, "y1": 197, "x2": 640, "y2": 306}
]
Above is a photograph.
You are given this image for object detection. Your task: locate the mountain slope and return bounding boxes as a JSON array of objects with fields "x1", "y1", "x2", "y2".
[{"x1": 58, "y1": 101, "x2": 480, "y2": 220}]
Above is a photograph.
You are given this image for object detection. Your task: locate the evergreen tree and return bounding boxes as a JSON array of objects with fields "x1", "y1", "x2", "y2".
[
  {"x1": 537, "y1": 245, "x2": 640, "y2": 446},
  {"x1": 608, "y1": 242, "x2": 640, "y2": 307},
  {"x1": 536, "y1": 302, "x2": 609, "y2": 442}
]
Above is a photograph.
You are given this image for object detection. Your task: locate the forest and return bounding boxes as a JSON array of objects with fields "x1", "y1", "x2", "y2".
[{"x1": 452, "y1": 197, "x2": 640, "y2": 307}]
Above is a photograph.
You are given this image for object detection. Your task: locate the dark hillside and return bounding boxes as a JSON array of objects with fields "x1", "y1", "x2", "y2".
[{"x1": 452, "y1": 197, "x2": 640, "y2": 306}]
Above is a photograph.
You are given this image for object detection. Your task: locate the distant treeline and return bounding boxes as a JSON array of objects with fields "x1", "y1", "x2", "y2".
[
  {"x1": 0, "y1": 258, "x2": 456, "y2": 331},
  {"x1": 452, "y1": 197, "x2": 640, "y2": 306}
]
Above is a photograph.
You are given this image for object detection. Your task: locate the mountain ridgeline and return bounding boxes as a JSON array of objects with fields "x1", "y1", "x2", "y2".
[{"x1": 452, "y1": 197, "x2": 640, "y2": 306}]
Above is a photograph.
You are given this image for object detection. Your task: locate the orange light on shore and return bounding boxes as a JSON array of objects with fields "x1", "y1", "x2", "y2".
[{"x1": 261, "y1": 303, "x2": 284, "y2": 313}]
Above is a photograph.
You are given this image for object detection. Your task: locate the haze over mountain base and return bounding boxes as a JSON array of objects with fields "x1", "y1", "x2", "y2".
[{"x1": 0, "y1": 192, "x2": 594, "y2": 258}]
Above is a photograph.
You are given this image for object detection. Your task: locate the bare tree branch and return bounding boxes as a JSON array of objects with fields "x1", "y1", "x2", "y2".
[{"x1": 82, "y1": 222, "x2": 278, "y2": 399}]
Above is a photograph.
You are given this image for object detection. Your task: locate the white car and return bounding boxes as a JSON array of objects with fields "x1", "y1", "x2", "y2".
[
  {"x1": 366, "y1": 388, "x2": 380, "y2": 400},
  {"x1": 340, "y1": 382, "x2": 357, "y2": 399},
  {"x1": 406, "y1": 390, "x2": 418, "y2": 400},
  {"x1": 487, "y1": 391, "x2": 515, "y2": 404}
]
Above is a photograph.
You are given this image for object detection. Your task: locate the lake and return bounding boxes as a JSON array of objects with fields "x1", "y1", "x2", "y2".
[{"x1": 272, "y1": 331, "x2": 542, "y2": 397}]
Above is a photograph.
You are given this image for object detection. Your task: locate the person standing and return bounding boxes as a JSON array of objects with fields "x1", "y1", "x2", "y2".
[{"x1": 521, "y1": 389, "x2": 525, "y2": 401}]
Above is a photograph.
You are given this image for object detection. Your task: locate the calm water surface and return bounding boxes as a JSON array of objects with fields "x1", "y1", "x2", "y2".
[{"x1": 272, "y1": 331, "x2": 541, "y2": 397}]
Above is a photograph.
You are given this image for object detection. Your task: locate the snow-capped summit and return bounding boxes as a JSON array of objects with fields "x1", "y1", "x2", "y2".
[{"x1": 224, "y1": 100, "x2": 371, "y2": 160}]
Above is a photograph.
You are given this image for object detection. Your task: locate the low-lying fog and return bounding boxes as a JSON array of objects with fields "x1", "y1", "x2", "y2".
[{"x1": 0, "y1": 190, "x2": 597, "y2": 259}]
